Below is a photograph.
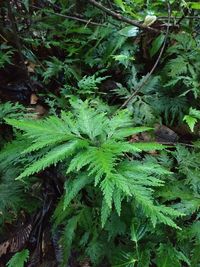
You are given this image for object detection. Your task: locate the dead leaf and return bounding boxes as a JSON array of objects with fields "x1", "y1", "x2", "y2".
[
  {"x1": 0, "y1": 241, "x2": 9, "y2": 257},
  {"x1": 35, "y1": 104, "x2": 47, "y2": 118},
  {"x1": 130, "y1": 132, "x2": 152, "y2": 143},
  {"x1": 30, "y1": 93, "x2": 39, "y2": 105},
  {"x1": 80, "y1": 259, "x2": 91, "y2": 267},
  {"x1": 25, "y1": 61, "x2": 37, "y2": 73}
]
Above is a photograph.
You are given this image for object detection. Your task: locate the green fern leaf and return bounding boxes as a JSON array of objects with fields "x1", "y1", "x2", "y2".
[
  {"x1": 112, "y1": 126, "x2": 153, "y2": 139},
  {"x1": 113, "y1": 188, "x2": 122, "y2": 216},
  {"x1": 7, "y1": 111, "x2": 78, "y2": 136},
  {"x1": 156, "y1": 243, "x2": 190, "y2": 267},
  {"x1": 64, "y1": 174, "x2": 91, "y2": 209},
  {"x1": 113, "y1": 173, "x2": 132, "y2": 196},
  {"x1": 22, "y1": 134, "x2": 73, "y2": 154},
  {"x1": 17, "y1": 140, "x2": 88, "y2": 180},
  {"x1": 101, "y1": 199, "x2": 112, "y2": 227},
  {"x1": 108, "y1": 110, "x2": 132, "y2": 136},
  {"x1": 0, "y1": 138, "x2": 29, "y2": 169},
  {"x1": 87, "y1": 146, "x2": 117, "y2": 186},
  {"x1": 100, "y1": 176, "x2": 115, "y2": 208},
  {"x1": 77, "y1": 102, "x2": 108, "y2": 140},
  {"x1": 61, "y1": 215, "x2": 79, "y2": 264},
  {"x1": 67, "y1": 150, "x2": 93, "y2": 173},
  {"x1": 166, "y1": 56, "x2": 188, "y2": 77},
  {"x1": 112, "y1": 251, "x2": 137, "y2": 267},
  {"x1": 6, "y1": 249, "x2": 29, "y2": 267},
  {"x1": 132, "y1": 142, "x2": 169, "y2": 151},
  {"x1": 117, "y1": 161, "x2": 183, "y2": 228}
]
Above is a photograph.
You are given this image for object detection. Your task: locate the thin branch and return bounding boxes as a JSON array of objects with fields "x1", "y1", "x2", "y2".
[
  {"x1": 31, "y1": 5, "x2": 109, "y2": 27},
  {"x1": 0, "y1": 33, "x2": 8, "y2": 43},
  {"x1": 87, "y1": 0, "x2": 160, "y2": 33},
  {"x1": 159, "y1": 15, "x2": 200, "y2": 20},
  {"x1": 119, "y1": 1, "x2": 171, "y2": 110},
  {"x1": 158, "y1": 141, "x2": 195, "y2": 147}
]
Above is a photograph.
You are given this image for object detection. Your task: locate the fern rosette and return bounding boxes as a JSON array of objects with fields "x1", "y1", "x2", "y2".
[{"x1": 3, "y1": 99, "x2": 183, "y2": 232}]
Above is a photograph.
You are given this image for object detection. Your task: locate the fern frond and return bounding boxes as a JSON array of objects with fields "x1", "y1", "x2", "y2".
[
  {"x1": 17, "y1": 140, "x2": 88, "y2": 180},
  {"x1": 116, "y1": 161, "x2": 183, "y2": 228},
  {"x1": 100, "y1": 176, "x2": 115, "y2": 208},
  {"x1": 67, "y1": 150, "x2": 93, "y2": 173},
  {"x1": 6, "y1": 249, "x2": 29, "y2": 267},
  {"x1": 86, "y1": 238, "x2": 105, "y2": 265},
  {"x1": 113, "y1": 173, "x2": 132, "y2": 196},
  {"x1": 64, "y1": 174, "x2": 91, "y2": 209},
  {"x1": 112, "y1": 251, "x2": 137, "y2": 267},
  {"x1": 132, "y1": 142, "x2": 169, "y2": 151},
  {"x1": 111, "y1": 126, "x2": 153, "y2": 140},
  {"x1": 61, "y1": 215, "x2": 79, "y2": 264},
  {"x1": 6, "y1": 113, "x2": 75, "y2": 139},
  {"x1": 133, "y1": 191, "x2": 182, "y2": 229},
  {"x1": 166, "y1": 56, "x2": 188, "y2": 77},
  {"x1": 77, "y1": 103, "x2": 108, "y2": 140},
  {"x1": 108, "y1": 110, "x2": 132, "y2": 135},
  {"x1": 156, "y1": 243, "x2": 190, "y2": 267},
  {"x1": 119, "y1": 160, "x2": 171, "y2": 177},
  {"x1": 113, "y1": 188, "x2": 122, "y2": 216},
  {"x1": 101, "y1": 199, "x2": 112, "y2": 227},
  {"x1": 0, "y1": 138, "x2": 28, "y2": 169},
  {"x1": 0, "y1": 102, "x2": 25, "y2": 123},
  {"x1": 22, "y1": 134, "x2": 73, "y2": 154},
  {"x1": 78, "y1": 74, "x2": 109, "y2": 94},
  {"x1": 52, "y1": 197, "x2": 73, "y2": 229},
  {"x1": 0, "y1": 168, "x2": 25, "y2": 216},
  {"x1": 87, "y1": 146, "x2": 117, "y2": 186},
  {"x1": 43, "y1": 57, "x2": 64, "y2": 82}
]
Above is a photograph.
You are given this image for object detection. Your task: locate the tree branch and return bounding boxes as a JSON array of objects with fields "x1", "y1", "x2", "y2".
[
  {"x1": 87, "y1": 0, "x2": 160, "y2": 33},
  {"x1": 32, "y1": 5, "x2": 108, "y2": 27}
]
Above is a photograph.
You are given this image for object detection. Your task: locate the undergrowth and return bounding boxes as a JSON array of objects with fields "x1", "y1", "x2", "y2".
[{"x1": 1, "y1": 0, "x2": 200, "y2": 266}]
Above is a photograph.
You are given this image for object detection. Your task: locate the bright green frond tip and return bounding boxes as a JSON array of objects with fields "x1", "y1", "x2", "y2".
[{"x1": 6, "y1": 249, "x2": 29, "y2": 267}]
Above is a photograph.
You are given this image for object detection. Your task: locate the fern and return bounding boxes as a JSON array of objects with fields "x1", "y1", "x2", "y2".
[
  {"x1": 0, "y1": 102, "x2": 25, "y2": 123},
  {"x1": 42, "y1": 56, "x2": 65, "y2": 82},
  {"x1": 0, "y1": 168, "x2": 25, "y2": 222},
  {"x1": 60, "y1": 215, "x2": 80, "y2": 265},
  {"x1": 183, "y1": 107, "x2": 200, "y2": 132},
  {"x1": 6, "y1": 249, "x2": 29, "y2": 267},
  {"x1": 1, "y1": 1, "x2": 200, "y2": 266},
  {"x1": 156, "y1": 243, "x2": 190, "y2": 267},
  {"x1": 5, "y1": 99, "x2": 182, "y2": 229},
  {"x1": 17, "y1": 140, "x2": 88, "y2": 180},
  {"x1": 78, "y1": 74, "x2": 109, "y2": 95},
  {"x1": 2, "y1": 99, "x2": 187, "y2": 267},
  {"x1": 43, "y1": 57, "x2": 80, "y2": 83},
  {"x1": 0, "y1": 44, "x2": 14, "y2": 69},
  {"x1": 166, "y1": 56, "x2": 188, "y2": 77},
  {"x1": 112, "y1": 251, "x2": 137, "y2": 267},
  {"x1": 64, "y1": 174, "x2": 91, "y2": 209}
]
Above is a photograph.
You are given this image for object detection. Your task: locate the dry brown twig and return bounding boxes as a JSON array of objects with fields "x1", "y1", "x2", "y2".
[{"x1": 32, "y1": 5, "x2": 109, "y2": 27}]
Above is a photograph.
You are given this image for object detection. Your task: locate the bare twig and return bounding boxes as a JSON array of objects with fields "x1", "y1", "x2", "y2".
[
  {"x1": 119, "y1": 1, "x2": 171, "y2": 109},
  {"x1": 31, "y1": 5, "x2": 109, "y2": 27},
  {"x1": 87, "y1": 0, "x2": 160, "y2": 33},
  {"x1": 158, "y1": 141, "x2": 195, "y2": 147},
  {"x1": 0, "y1": 33, "x2": 8, "y2": 43},
  {"x1": 159, "y1": 15, "x2": 200, "y2": 20}
]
